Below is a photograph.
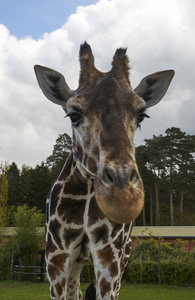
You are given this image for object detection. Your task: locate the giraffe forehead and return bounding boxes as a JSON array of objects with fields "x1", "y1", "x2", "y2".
[{"x1": 68, "y1": 75, "x2": 144, "y2": 117}]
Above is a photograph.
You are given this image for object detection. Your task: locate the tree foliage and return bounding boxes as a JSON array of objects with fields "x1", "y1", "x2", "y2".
[
  {"x1": 1, "y1": 128, "x2": 195, "y2": 226},
  {"x1": 136, "y1": 127, "x2": 195, "y2": 226},
  {"x1": 46, "y1": 133, "x2": 72, "y2": 180},
  {"x1": 124, "y1": 239, "x2": 195, "y2": 285},
  {"x1": 0, "y1": 162, "x2": 9, "y2": 226},
  {"x1": 13, "y1": 205, "x2": 44, "y2": 256}
]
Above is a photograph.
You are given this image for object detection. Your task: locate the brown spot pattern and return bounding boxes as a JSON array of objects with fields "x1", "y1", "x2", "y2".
[
  {"x1": 58, "y1": 197, "x2": 86, "y2": 225},
  {"x1": 111, "y1": 224, "x2": 123, "y2": 239},
  {"x1": 113, "y1": 232, "x2": 123, "y2": 250},
  {"x1": 125, "y1": 242, "x2": 131, "y2": 256},
  {"x1": 88, "y1": 196, "x2": 105, "y2": 227},
  {"x1": 58, "y1": 152, "x2": 73, "y2": 181},
  {"x1": 63, "y1": 228, "x2": 83, "y2": 248},
  {"x1": 51, "y1": 286, "x2": 55, "y2": 297},
  {"x1": 100, "y1": 277, "x2": 111, "y2": 298},
  {"x1": 97, "y1": 245, "x2": 119, "y2": 277},
  {"x1": 88, "y1": 157, "x2": 97, "y2": 174},
  {"x1": 50, "y1": 183, "x2": 62, "y2": 216},
  {"x1": 48, "y1": 253, "x2": 69, "y2": 281},
  {"x1": 64, "y1": 167, "x2": 88, "y2": 195},
  {"x1": 91, "y1": 224, "x2": 109, "y2": 244},
  {"x1": 49, "y1": 219, "x2": 63, "y2": 250},
  {"x1": 75, "y1": 143, "x2": 83, "y2": 162},
  {"x1": 55, "y1": 282, "x2": 63, "y2": 296},
  {"x1": 109, "y1": 261, "x2": 119, "y2": 277},
  {"x1": 46, "y1": 232, "x2": 58, "y2": 258}
]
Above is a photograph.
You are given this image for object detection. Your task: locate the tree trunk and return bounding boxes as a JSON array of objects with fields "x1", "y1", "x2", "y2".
[
  {"x1": 150, "y1": 186, "x2": 153, "y2": 226},
  {"x1": 155, "y1": 183, "x2": 160, "y2": 225},
  {"x1": 170, "y1": 189, "x2": 174, "y2": 226},
  {"x1": 180, "y1": 190, "x2": 184, "y2": 225},
  {"x1": 142, "y1": 204, "x2": 146, "y2": 226}
]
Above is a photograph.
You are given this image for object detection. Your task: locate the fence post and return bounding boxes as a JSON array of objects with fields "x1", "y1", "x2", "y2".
[
  {"x1": 10, "y1": 246, "x2": 14, "y2": 280},
  {"x1": 158, "y1": 239, "x2": 161, "y2": 285},
  {"x1": 40, "y1": 250, "x2": 45, "y2": 282},
  {"x1": 140, "y1": 254, "x2": 143, "y2": 284}
]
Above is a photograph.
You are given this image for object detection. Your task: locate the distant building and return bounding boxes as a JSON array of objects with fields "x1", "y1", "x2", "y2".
[{"x1": 131, "y1": 226, "x2": 195, "y2": 251}]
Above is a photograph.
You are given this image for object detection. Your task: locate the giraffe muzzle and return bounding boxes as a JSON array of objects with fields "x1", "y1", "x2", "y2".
[{"x1": 94, "y1": 164, "x2": 144, "y2": 224}]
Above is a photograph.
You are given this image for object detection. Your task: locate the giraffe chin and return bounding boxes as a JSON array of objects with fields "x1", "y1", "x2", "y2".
[{"x1": 94, "y1": 184, "x2": 144, "y2": 224}]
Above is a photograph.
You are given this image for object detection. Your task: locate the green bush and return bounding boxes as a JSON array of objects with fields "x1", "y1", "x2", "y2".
[
  {"x1": 0, "y1": 205, "x2": 45, "y2": 281},
  {"x1": 0, "y1": 241, "x2": 12, "y2": 280},
  {"x1": 123, "y1": 239, "x2": 195, "y2": 286},
  {"x1": 13, "y1": 205, "x2": 44, "y2": 257},
  {"x1": 12, "y1": 205, "x2": 45, "y2": 281},
  {"x1": 130, "y1": 239, "x2": 159, "y2": 261},
  {"x1": 124, "y1": 260, "x2": 159, "y2": 284},
  {"x1": 81, "y1": 265, "x2": 94, "y2": 283},
  {"x1": 161, "y1": 257, "x2": 195, "y2": 285},
  {"x1": 142, "y1": 261, "x2": 159, "y2": 284},
  {"x1": 124, "y1": 261, "x2": 140, "y2": 283}
]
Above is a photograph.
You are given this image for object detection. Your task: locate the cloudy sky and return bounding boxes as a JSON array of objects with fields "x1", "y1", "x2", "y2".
[{"x1": 0, "y1": 0, "x2": 195, "y2": 168}]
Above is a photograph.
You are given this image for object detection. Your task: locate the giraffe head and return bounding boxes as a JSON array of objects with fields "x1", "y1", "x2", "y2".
[{"x1": 34, "y1": 42, "x2": 174, "y2": 224}]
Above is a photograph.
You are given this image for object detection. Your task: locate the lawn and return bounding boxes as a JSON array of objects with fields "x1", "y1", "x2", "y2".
[{"x1": 0, "y1": 281, "x2": 194, "y2": 299}]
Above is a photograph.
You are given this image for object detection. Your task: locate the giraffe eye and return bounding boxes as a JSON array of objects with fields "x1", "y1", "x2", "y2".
[
  {"x1": 66, "y1": 109, "x2": 83, "y2": 127},
  {"x1": 136, "y1": 113, "x2": 150, "y2": 128}
]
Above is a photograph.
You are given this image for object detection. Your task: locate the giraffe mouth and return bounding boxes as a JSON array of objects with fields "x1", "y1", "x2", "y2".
[{"x1": 94, "y1": 176, "x2": 144, "y2": 224}]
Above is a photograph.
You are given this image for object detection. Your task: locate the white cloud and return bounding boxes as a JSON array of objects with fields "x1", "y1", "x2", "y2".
[{"x1": 0, "y1": 0, "x2": 195, "y2": 167}]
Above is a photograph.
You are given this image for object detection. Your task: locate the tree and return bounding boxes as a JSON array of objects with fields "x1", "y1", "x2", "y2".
[
  {"x1": 7, "y1": 162, "x2": 20, "y2": 207},
  {"x1": 163, "y1": 128, "x2": 195, "y2": 225},
  {"x1": 46, "y1": 133, "x2": 72, "y2": 179},
  {"x1": 136, "y1": 128, "x2": 195, "y2": 226},
  {"x1": 13, "y1": 205, "x2": 44, "y2": 255},
  {"x1": 12, "y1": 205, "x2": 45, "y2": 280},
  {"x1": 30, "y1": 162, "x2": 52, "y2": 211},
  {"x1": 136, "y1": 145, "x2": 154, "y2": 225},
  {"x1": 0, "y1": 162, "x2": 9, "y2": 226},
  {"x1": 143, "y1": 136, "x2": 167, "y2": 225}
]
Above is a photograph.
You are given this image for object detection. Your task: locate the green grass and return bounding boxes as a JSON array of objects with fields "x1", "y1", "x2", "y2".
[
  {"x1": 0, "y1": 281, "x2": 50, "y2": 299},
  {"x1": 0, "y1": 281, "x2": 194, "y2": 299},
  {"x1": 118, "y1": 283, "x2": 195, "y2": 300}
]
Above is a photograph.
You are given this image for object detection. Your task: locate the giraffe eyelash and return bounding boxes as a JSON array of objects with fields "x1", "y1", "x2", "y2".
[{"x1": 136, "y1": 112, "x2": 150, "y2": 128}]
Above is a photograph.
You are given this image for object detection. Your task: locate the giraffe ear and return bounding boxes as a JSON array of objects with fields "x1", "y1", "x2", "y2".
[
  {"x1": 34, "y1": 65, "x2": 75, "y2": 112},
  {"x1": 134, "y1": 70, "x2": 175, "y2": 108}
]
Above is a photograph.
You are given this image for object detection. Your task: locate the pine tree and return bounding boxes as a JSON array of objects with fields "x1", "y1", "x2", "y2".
[
  {"x1": 46, "y1": 133, "x2": 72, "y2": 179},
  {"x1": 0, "y1": 162, "x2": 9, "y2": 226}
]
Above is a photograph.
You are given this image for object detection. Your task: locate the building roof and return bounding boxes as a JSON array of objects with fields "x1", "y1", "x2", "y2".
[
  {"x1": 132, "y1": 226, "x2": 195, "y2": 238},
  {"x1": 0, "y1": 226, "x2": 195, "y2": 238},
  {"x1": 0, "y1": 227, "x2": 45, "y2": 237}
]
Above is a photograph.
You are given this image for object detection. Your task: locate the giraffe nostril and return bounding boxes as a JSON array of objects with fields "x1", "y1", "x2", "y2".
[
  {"x1": 102, "y1": 166, "x2": 139, "y2": 188},
  {"x1": 129, "y1": 169, "x2": 137, "y2": 183}
]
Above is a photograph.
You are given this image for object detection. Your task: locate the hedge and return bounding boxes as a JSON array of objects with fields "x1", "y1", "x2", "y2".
[
  {"x1": 1, "y1": 238, "x2": 194, "y2": 285},
  {"x1": 123, "y1": 239, "x2": 195, "y2": 285}
]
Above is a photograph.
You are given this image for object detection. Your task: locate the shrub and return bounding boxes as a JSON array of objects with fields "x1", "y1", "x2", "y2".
[
  {"x1": 123, "y1": 239, "x2": 195, "y2": 285},
  {"x1": 81, "y1": 265, "x2": 94, "y2": 283},
  {"x1": 0, "y1": 240, "x2": 12, "y2": 280},
  {"x1": 161, "y1": 257, "x2": 195, "y2": 285},
  {"x1": 13, "y1": 205, "x2": 44, "y2": 257},
  {"x1": 10, "y1": 205, "x2": 45, "y2": 281}
]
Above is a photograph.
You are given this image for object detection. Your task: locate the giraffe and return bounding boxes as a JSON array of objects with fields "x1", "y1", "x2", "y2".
[{"x1": 34, "y1": 42, "x2": 174, "y2": 300}]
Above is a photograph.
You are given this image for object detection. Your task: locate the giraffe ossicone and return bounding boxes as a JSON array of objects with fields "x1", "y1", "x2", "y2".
[{"x1": 34, "y1": 42, "x2": 174, "y2": 300}]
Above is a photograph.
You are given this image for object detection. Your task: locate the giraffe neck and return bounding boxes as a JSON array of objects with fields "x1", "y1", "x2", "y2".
[
  {"x1": 46, "y1": 151, "x2": 133, "y2": 299},
  {"x1": 46, "y1": 151, "x2": 95, "y2": 234},
  {"x1": 57, "y1": 150, "x2": 94, "y2": 195}
]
